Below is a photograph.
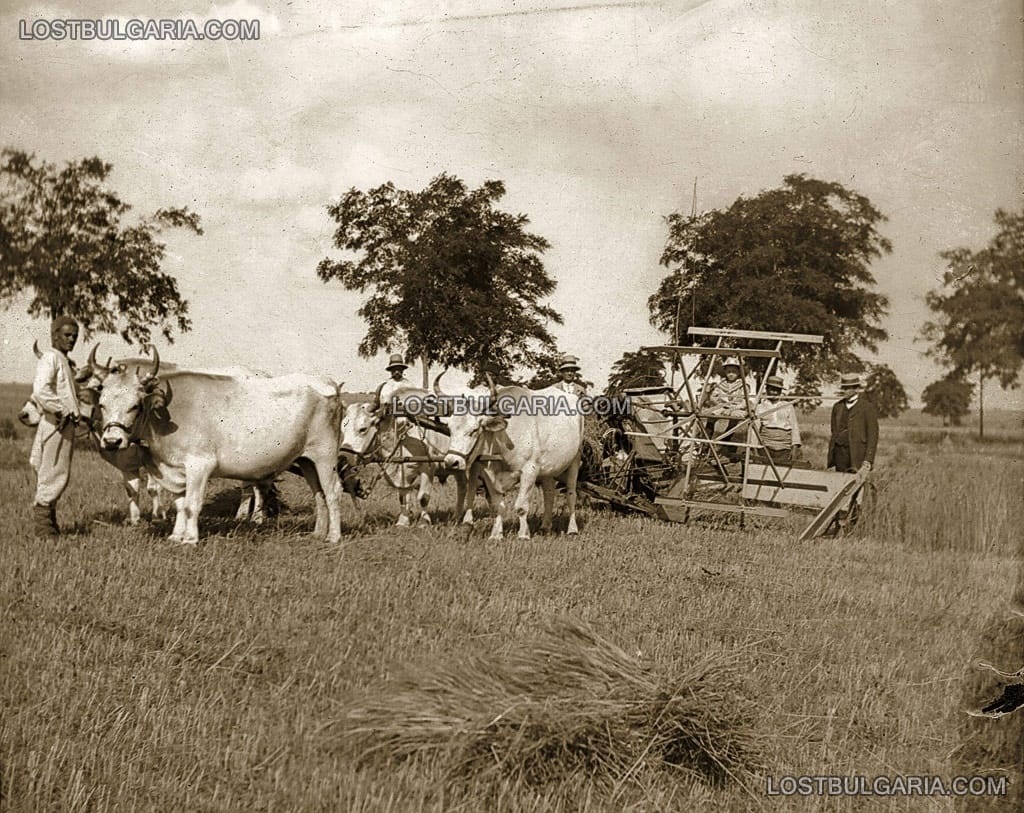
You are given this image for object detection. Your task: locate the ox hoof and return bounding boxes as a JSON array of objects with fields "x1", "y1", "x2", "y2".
[
  {"x1": 461, "y1": 510, "x2": 475, "y2": 525},
  {"x1": 418, "y1": 514, "x2": 432, "y2": 526},
  {"x1": 489, "y1": 532, "x2": 503, "y2": 541},
  {"x1": 396, "y1": 515, "x2": 411, "y2": 528},
  {"x1": 517, "y1": 532, "x2": 531, "y2": 541},
  {"x1": 540, "y1": 526, "x2": 552, "y2": 535}
]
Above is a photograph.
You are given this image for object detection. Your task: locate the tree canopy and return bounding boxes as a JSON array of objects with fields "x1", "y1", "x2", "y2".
[
  {"x1": 922, "y1": 207, "x2": 1024, "y2": 437},
  {"x1": 604, "y1": 348, "x2": 667, "y2": 396},
  {"x1": 922, "y1": 207, "x2": 1024, "y2": 389},
  {"x1": 649, "y1": 174, "x2": 891, "y2": 382},
  {"x1": 317, "y1": 174, "x2": 562, "y2": 385},
  {"x1": 921, "y1": 375, "x2": 973, "y2": 427},
  {"x1": 0, "y1": 148, "x2": 200, "y2": 344},
  {"x1": 863, "y1": 363, "x2": 908, "y2": 419}
]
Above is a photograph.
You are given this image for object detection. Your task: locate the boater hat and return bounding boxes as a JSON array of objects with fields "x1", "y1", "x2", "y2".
[
  {"x1": 386, "y1": 353, "x2": 409, "y2": 372},
  {"x1": 558, "y1": 355, "x2": 580, "y2": 372},
  {"x1": 721, "y1": 357, "x2": 741, "y2": 370},
  {"x1": 839, "y1": 373, "x2": 862, "y2": 391},
  {"x1": 765, "y1": 375, "x2": 784, "y2": 390}
]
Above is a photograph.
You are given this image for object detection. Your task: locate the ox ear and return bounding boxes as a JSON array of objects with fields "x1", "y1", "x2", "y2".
[{"x1": 32, "y1": 340, "x2": 43, "y2": 359}]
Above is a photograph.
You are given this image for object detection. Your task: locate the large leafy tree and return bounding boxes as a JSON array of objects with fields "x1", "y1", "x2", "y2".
[
  {"x1": 922, "y1": 207, "x2": 1024, "y2": 437},
  {"x1": 921, "y1": 375, "x2": 974, "y2": 427},
  {"x1": 317, "y1": 174, "x2": 562, "y2": 386},
  {"x1": 0, "y1": 149, "x2": 200, "y2": 343},
  {"x1": 604, "y1": 348, "x2": 667, "y2": 396},
  {"x1": 649, "y1": 174, "x2": 891, "y2": 381},
  {"x1": 863, "y1": 363, "x2": 908, "y2": 419}
]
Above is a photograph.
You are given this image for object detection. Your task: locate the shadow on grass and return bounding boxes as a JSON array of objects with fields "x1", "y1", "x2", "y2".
[{"x1": 953, "y1": 538, "x2": 1024, "y2": 812}]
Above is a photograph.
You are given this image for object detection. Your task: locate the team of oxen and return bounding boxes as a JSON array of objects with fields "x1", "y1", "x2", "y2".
[{"x1": 19, "y1": 344, "x2": 584, "y2": 544}]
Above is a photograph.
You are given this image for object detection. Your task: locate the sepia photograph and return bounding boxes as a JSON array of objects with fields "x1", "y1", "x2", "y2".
[{"x1": 1, "y1": 1, "x2": 1021, "y2": 809}]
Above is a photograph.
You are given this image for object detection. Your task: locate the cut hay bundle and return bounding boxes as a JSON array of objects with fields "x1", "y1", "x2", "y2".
[{"x1": 329, "y1": 619, "x2": 763, "y2": 798}]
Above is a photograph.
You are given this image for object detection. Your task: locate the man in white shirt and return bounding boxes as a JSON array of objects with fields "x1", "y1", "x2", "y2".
[
  {"x1": 378, "y1": 353, "x2": 412, "y2": 408},
  {"x1": 30, "y1": 316, "x2": 83, "y2": 536},
  {"x1": 553, "y1": 355, "x2": 585, "y2": 395},
  {"x1": 751, "y1": 374, "x2": 801, "y2": 465}
]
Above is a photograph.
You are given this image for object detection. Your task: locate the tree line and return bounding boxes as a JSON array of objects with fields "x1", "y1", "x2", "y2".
[{"x1": 1, "y1": 147, "x2": 1020, "y2": 433}]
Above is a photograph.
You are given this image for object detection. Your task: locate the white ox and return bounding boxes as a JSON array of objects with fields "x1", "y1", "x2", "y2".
[
  {"x1": 438, "y1": 374, "x2": 584, "y2": 540},
  {"x1": 19, "y1": 344, "x2": 281, "y2": 526},
  {"x1": 93, "y1": 346, "x2": 346, "y2": 544},
  {"x1": 19, "y1": 343, "x2": 170, "y2": 524},
  {"x1": 341, "y1": 384, "x2": 468, "y2": 526}
]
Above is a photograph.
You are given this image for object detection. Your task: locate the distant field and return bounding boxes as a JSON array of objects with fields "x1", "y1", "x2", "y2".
[{"x1": 1, "y1": 382, "x2": 1022, "y2": 811}]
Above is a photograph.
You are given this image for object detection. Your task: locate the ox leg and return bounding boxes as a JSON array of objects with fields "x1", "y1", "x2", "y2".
[
  {"x1": 148, "y1": 478, "x2": 167, "y2": 521},
  {"x1": 180, "y1": 460, "x2": 214, "y2": 544},
  {"x1": 417, "y1": 471, "x2": 432, "y2": 525},
  {"x1": 235, "y1": 484, "x2": 255, "y2": 522},
  {"x1": 317, "y1": 460, "x2": 343, "y2": 544},
  {"x1": 123, "y1": 474, "x2": 142, "y2": 525},
  {"x1": 514, "y1": 464, "x2": 540, "y2": 540},
  {"x1": 305, "y1": 457, "x2": 343, "y2": 543},
  {"x1": 565, "y1": 457, "x2": 581, "y2": 535},
  {"x1": 454, "y1": 469, "x2": 470, "y2": 524},
  {"x1": 250, "y1": 482, "x2": 266, "y2": 525},
  {"x1": 396, "y1": 489, "x2": 412, "y2": 527},
  {"x1": 169, "y1": 494, "x2": 188, "y2": 542},
  {"x1": 489, "y1": 491, "x2": 506, "y2": 540},
  {"x1": 296, "y1": 460, "x2": 329, "y2": 540},
  {"x1": 540, "y1": 477, "x2": 556, "y2": 535}
]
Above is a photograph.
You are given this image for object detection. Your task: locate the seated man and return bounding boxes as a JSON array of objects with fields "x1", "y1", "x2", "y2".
[
  {"x1": 704, "y1": 357, "x2": 751, "y2": 460},
  {"x1": 750, "y1": 375, "x2": 801, "y2": 465}
]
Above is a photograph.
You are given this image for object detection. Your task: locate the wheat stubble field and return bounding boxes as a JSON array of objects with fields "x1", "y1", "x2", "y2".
[{"x1": 1, "y1": 382, "x2": 1022, "y2": 812}]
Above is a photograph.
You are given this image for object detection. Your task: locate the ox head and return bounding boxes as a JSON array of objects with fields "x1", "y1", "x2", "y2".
[
  {"x1": 93, "y1": 344, "x2": 168, "y2": 450},
  {"x1": 439, "y1": 371, "x2": 509, "y2": 470},
  {"x1": 340, "y1": 382, "x2": 388, "y2": 456}
]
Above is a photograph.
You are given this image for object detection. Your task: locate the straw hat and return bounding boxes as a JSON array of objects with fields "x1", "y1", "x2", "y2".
[
  {"x1": 558, "y1": 355, "x2": 581, "y2": 372},
  {"x1": 721, "y1": 357, "x2": 741, "y2": 370},
  {"x1": 385, "y1": 353, "x2": 409, "y2": 372},
  {"x1": 765, "y1": 375, "x2": 784, "y2": 390},
  {"x1": 838, "y1": 373, "x2": 862, "y2": 391}
]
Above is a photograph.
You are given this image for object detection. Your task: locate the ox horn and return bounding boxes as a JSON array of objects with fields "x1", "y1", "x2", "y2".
[
  {"x1": 87, "y1": 343, "x2": 109, "y2": 374},
  {"x1": 432, "y1": 370, "x2": 448, "y2": 397},
  {"x1": 370, "y1": 381, "x2": 386, "y2": 414},
  {"x1": 32, "y1": 340, "x2": 42, "y2": 359},
  {"x1": 485, "y1": 372, "x2": 499, "y2": 401},
  {"x1": 146, "y1": 344, "x2": 160, "y2": 378}
]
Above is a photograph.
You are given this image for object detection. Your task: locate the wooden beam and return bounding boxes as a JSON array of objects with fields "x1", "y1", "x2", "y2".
[
  {"x1": 641, "y1": 345, "x2": 781, "y2": 359},
  {"x1": 655, "y1": 497, "x2": 790, "y2": 518},
  {"x1": 687, "y1": 327, "x2": 824, "y2": 344}
]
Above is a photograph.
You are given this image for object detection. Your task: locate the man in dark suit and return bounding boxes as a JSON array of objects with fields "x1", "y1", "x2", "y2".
[{"x1": 827, "y1": 373, "x2": 879, "y2": 474}]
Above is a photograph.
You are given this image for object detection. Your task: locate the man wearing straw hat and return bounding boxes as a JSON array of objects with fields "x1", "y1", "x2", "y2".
[
  {"x1": 554, "y1": 355, "x2": 586, "y2": 395},
  {"x1": 29, "y1": 316, "x2": 83, "y2": 536},
  {"x1": 379, "y1": 353, "x2": 412, "y2": 407},
  {"x1": 827, "y1": 373, "x2": 879, "y2": 474},
  {"x1": 751, "y1": 375, "x2": 801, "y2": 465}
]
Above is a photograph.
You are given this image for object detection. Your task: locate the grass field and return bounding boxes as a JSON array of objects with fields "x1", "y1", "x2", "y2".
[{"x1": 1, "y1": 384, "x2": 1022, "y2": 811}]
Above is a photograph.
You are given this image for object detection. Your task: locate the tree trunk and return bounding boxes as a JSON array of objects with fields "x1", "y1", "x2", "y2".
[
  {"x1": 978, "y1": 374, "x2": 985, "y2": 440},
  {"x1": 421, "y1": 351, "x2": 429, "y2": 390}
]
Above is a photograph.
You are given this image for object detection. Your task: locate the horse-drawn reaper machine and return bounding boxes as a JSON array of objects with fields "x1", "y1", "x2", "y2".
[{"x1": 580, "y1": 327, "x2": 869, "y2": 540}]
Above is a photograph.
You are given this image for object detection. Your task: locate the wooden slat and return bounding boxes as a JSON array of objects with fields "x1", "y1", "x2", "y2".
[
  {"x1": 687, "y1": 327, "x2": 824, "y2": 344},
  {"x1": 799, "y1": 472, "x2": 866, "y2": 541},
  {"x1": 741, "y1": 464, "x2": 854, "y2": 509},
  {"x1": 655, "y1": 497, "x2": 790, "y2": 518},
  {"x1": 642, "y1": 345, "x2": 781, "y2": 359}
]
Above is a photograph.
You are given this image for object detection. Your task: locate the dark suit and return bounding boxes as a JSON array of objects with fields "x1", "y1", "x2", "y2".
[{"x1": 827, "y1": 396, "x2": 879, "y2": 472}]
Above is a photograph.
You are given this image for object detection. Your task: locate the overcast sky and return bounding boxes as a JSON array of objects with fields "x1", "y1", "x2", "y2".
[{"x1": 1, "y1": 0, "x2": 1021, "y2": 406}]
